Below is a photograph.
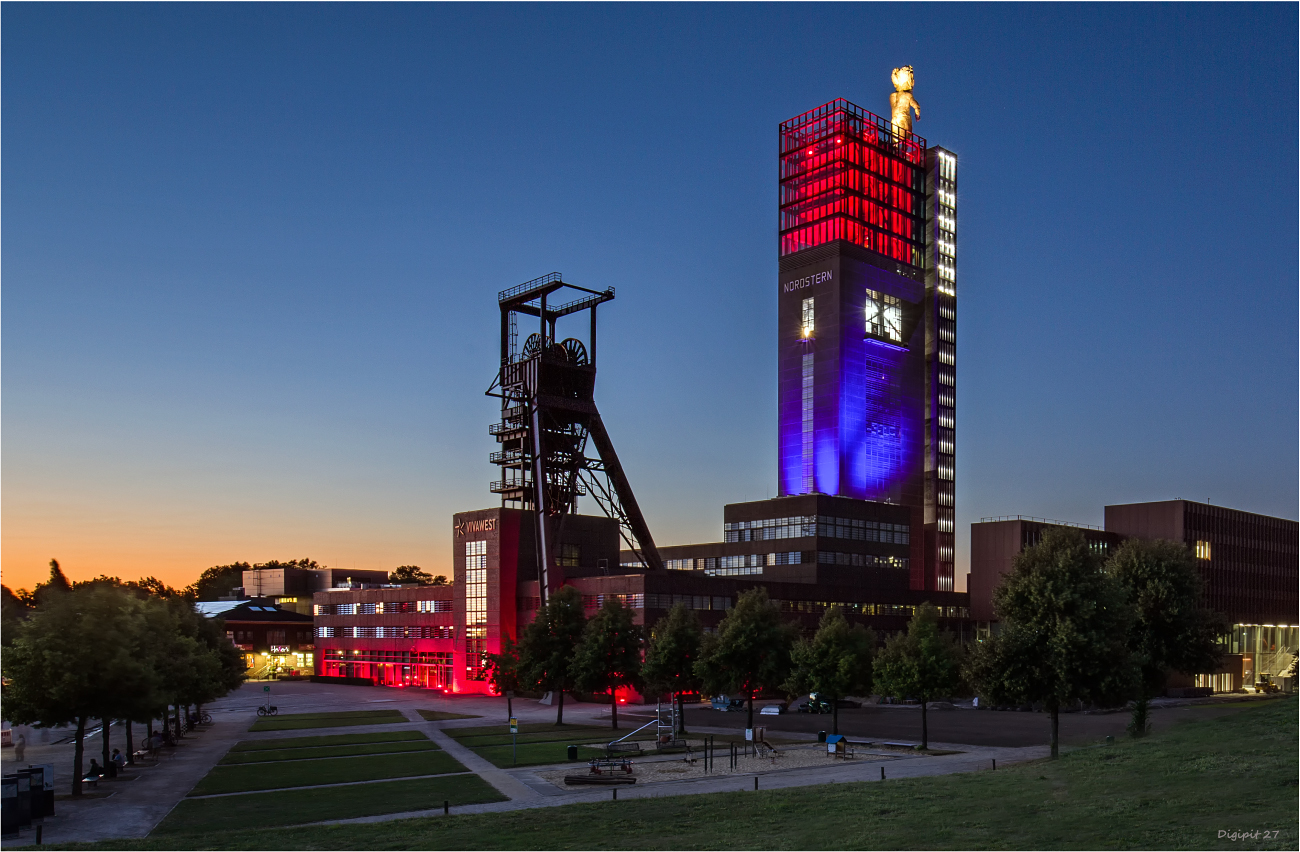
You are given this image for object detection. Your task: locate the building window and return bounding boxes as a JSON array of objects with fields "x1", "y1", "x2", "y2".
[
  {"x1": 865, "y1": 289, "x2": 902, "y2": 343},
  {"x1": 465, "y1": 540, "x2": 488, "y2": 681},
  {"x1": 801, "y1": 297, "x2": 814, "y2": 339},
  {"x1": 801, "y1": 352, "x2": 814, "y2": 493},
  {"x1": 1196, "y1": 540, "x2": 1212, "y2": 560},
  {"x1": 559, "y1": 543, "x2": 581, "y2": 568}
]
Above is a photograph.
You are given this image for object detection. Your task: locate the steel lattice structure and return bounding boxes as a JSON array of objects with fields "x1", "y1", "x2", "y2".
[{"x1": 487, "y1": 273, "x2": 662, "y2": 600}]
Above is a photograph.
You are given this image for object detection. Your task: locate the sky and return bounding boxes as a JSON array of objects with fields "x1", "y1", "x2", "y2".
[{"x1": 3, "y1": 3, "x2": 1297, "y2": 593}]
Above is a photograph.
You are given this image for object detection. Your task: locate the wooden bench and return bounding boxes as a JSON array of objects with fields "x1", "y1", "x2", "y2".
[{"x1": 606, "y1": 741, "x2": 642, "y2": 756}]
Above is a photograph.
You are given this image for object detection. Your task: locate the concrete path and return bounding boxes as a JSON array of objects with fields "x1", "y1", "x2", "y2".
[{"x1": 302, "y1": 740, "x2": 1050, "y2": 828}]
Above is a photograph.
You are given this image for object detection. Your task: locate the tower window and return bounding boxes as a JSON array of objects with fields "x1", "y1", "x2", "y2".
[
  {"x1": 865, "y1": 289, "x2": 902, "y2": 342},
  {"x1": 801, "y1": 297, "x2": 814, "y2": 339}
]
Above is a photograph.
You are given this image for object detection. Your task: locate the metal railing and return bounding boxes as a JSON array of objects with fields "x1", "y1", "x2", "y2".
[{"x1": 978, "y1": 515, "x2": 1103, "y2": 531}]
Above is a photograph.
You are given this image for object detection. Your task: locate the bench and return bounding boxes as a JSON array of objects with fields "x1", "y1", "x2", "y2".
[
  {"x1": 81, "y1": 776, "x2": 100, "y2": 788},
  {"x1": 606, "y1": 741, "x2": 642, "y2": 755}
]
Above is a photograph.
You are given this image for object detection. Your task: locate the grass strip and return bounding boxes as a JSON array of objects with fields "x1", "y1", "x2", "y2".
[
  {"x1": 220, "y1": 739, "x2": 437, "y2": 765},
  {"x1": 417, "y1": 710, "x2": 482, "y2": 721},
  {"x1": 74, "y1": 697, "x2": 1296, "y2": 850},
  {"x1": 153, "y1": 774, "x2": 503, "y2": 836},
  {"x1": 448, "y1": 725, "x2": 617, "y2": 746},
  {"x1": 249, "y1": 709, "x2": 405, "y2": 732},
  {"x1": 472, "y1": 741, "x2": 607, "y2": 768},
  {"x1": 229, "y1": 730, "x2": 427, "y2": 752},
  {"x1": 190, "y1": 750, "x2": 467, "y2": 796}
]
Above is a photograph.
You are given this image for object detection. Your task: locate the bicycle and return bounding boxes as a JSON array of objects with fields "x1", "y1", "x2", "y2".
[
  {"x1": 199, "y1": 711, "x2": 213, "y2": 725},
  {"x1": 256, "y1": 704, "x2": 279, "y2": 717}
]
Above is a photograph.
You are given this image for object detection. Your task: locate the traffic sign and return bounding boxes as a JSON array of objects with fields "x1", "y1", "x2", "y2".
[
  {"x1": 509, "y1": 718, "x2": 518, "y2": 734},
  {"x1": 263, "y1": 685, "x2": 271, "y2": 693}
]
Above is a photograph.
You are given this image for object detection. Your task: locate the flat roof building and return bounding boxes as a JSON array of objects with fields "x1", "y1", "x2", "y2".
[{"x1": 969, "y1": 501, "x2": 1298, "y2": 693}]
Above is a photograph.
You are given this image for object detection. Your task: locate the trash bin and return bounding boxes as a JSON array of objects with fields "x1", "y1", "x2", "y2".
[
  {"x1": 567, "y1": 745, "x2": 578, "y2": 760},
  {"x1": 817, "y1": 731, "x2": 827, "y2": 743}
]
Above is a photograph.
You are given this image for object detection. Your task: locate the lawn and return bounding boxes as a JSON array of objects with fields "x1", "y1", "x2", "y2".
[
  {"x1": 220, "y1": 738, "x2": 437, "y2": 765},
  {"x1": 76, "y1": 696, "x2": 1297, "y2": 850},
  {"x1": 445, "y1": 722, "x2": 633, "y2": 767},
  {"x1": 248, "y1": 709, "x2": 406, "y2": 731},
  {"x1": 153, "y1": 774, "x2": 504, "y2": 836},
  {"x1": 190, "y1": 750, "x2": 467, "y2": 795},
  {"x1": 229, "y1": 730, "x2": 428, "y2": 752},
  {"x1": 417, "y1": 710, "x2": 481, "y2": 721},
  {"x1": 473, "y1": 740, "x2": 609, "y2": 768},
  {"x1": 446, "y1": 723, "x2": 621, "y2": 747}
]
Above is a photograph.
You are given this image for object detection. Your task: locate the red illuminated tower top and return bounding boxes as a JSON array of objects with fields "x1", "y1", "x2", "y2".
[{"x1": 779, "y1": 98, "x2": 927, "y2": 267}]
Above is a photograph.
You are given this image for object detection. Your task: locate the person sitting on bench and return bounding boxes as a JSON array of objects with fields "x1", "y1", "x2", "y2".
[{"x1": 84, "y1": 759, "x2": 104, "y2": 782}]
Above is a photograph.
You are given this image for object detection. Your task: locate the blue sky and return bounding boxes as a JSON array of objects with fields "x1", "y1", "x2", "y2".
[{"x1": 4, "y1": 3, "x2": 1296, "y2": 590}]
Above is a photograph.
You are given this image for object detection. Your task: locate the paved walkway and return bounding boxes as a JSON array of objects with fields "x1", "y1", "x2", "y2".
[{"x1": 303, "y1": 738, "x2": 1050, "y2": 827}]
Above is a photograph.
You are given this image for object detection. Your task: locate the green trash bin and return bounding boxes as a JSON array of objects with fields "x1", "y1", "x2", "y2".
[
  {"x1": 818, "y1": 731, "x2": 827, "y2": 743},
  {"x1": 567, "y1": 745, "x2": 578, "y2": 760}
]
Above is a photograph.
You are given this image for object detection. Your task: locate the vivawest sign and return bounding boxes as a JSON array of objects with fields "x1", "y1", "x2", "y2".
[{"x1": 454, "y1": 517, "x2": 497, "y2": 537}]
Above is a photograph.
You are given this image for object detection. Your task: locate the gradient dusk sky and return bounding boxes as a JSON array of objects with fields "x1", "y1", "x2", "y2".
[{"x1": 3, "y1": 4, "x2": 1296, "y2": 593}]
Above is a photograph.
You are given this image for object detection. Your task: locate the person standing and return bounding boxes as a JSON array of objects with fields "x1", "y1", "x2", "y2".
[{"x1": 13, "y1": 734, "x2": 26, "y2": 763}]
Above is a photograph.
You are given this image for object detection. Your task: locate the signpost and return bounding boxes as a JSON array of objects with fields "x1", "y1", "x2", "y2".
[{"x1": 509, "y1": 718, "x2": 519, "y2": 766}]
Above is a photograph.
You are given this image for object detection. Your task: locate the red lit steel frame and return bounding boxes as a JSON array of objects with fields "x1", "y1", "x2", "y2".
[{"x1": 779, "y1": 99, "x2": 927, "y2": 264}]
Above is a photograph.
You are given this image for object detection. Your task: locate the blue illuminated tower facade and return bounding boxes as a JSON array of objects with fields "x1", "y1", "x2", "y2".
[{"x1": 777, "y1": 98, "x2": 957, "y2": 592}]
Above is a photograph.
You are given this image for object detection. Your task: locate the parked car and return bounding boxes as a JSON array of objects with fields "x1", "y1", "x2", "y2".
[
  {"x1": 710, "y1": 695, "x2": 747, "y2": 712},
  {"x1": 760, "y1": 702, "x2": 788, "y2": 716}
]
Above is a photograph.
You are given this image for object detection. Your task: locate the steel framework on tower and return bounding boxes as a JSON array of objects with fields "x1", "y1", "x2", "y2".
[{"x1": 487, "y1": 273, "x2": 663, "y2": 600}]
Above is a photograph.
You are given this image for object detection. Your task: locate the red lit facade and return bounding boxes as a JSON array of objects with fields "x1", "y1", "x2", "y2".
[{"x1": 779, "y1": 99, "x2": 927, "y2": 265}]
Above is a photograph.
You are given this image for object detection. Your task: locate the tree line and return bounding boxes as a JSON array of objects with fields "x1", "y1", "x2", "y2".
[
  {"x1": 2, "y1": 561, "x2": 246, "y2": 795},
  {"x1": 487, "y1": 529, "x2": 1222, "y2": 757}
]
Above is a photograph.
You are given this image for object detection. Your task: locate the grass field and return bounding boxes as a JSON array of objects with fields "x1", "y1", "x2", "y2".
[
  {"x1": 190, "y1": 750, "x2": 467, "y2": 795},
  {"x1": 229, "y1": 730, "x2": 428, "y2": 752},
  {"x1": 154, "y1": 775, "x2": 504, "y2": 836},
  {"x1": 446, "y1": 722, "x2": 631, "y2": 767},
  {"x1": 220, "y1": 738, "x2": 437, "y2": 765},
  {"x1": 417, "y1": 710, "x2": 481, "y2": 721},
  {"x1": 76, "y1": 696, "x2": 1297, "y2": 850},
  {"x1": 248, "y1": 709, "x2": 406, "y2": 732}
]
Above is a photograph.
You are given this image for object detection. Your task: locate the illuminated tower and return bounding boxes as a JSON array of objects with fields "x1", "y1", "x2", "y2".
[{"x1": 776, "y1": 97, "x2": 957, "y2": 592}]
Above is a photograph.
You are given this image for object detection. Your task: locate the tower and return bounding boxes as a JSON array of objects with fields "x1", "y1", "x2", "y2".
[
  {"x1": 776, "y1": 95, "x2": 957, "y2": 592},
  {"x1": 487, "y1": 273, "x2": 663, "y2": 602}
]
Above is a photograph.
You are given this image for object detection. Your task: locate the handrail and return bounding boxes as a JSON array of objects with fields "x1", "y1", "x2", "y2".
[
  {"x1": 978, "y1": 515, "x2": 1103, "y2": 531},
  {"x1": 608, "y1": 716, "x2": 657, "y2": 746}
]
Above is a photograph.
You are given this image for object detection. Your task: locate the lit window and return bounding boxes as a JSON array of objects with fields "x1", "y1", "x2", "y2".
[
  {"x1": 865, "y1": 289, "x2": 902, "y2": 342},
  {"x1": 1196, "y1": 540, "x2": 1212, "y2": 560},
  {"x1": 801, "y1": 297, "x2": 814, "y2": 338},
  {"x1": 801, "y1": 352, "x2": 814, "y2": 492},
  {"x1": 559, "y1": 543, "x2": 581, "y2": 568}
]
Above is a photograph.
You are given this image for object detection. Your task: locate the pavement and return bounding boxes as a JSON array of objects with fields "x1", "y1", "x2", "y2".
[{"x1": 1, "y1": 681, "x2": 1280, "y2": 846}]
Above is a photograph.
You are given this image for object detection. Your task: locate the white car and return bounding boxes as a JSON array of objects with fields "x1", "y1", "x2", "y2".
[{"x1": 759, "y1": 702, "x2": 787, "y2": 716}]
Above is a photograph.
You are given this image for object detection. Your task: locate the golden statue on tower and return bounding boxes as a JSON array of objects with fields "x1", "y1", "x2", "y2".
[{"x1": 890, "y1": 65, "x2": 920, "y2": 139}]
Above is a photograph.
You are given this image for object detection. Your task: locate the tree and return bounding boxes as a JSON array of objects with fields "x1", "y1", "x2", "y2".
[
  {"x1": 190, "y1": 562, "x2": 250, "y2": 601},
  {"x1": 695, "y1": 588, "x2": 797, "y2": 730},
  {"x1": 786, "y1": 606, "x2": 876, "y2": 735},
  {"x1": 1106, "y1": 538, "x2": 1225, "y2": 737},
  {"x1": 389, "y1": 565, "x2": 448, "y2": 586},
  {"x1": 872, "y1": 603, "x2": 961, "y2": 749},
  {"x1": 1, "y1": 585, "x2": 32, "y2": 640},
  {"x1": 642, "y1": 603, "x2": 705, "y2": 735},
  {"x1": 967, "y1": 527, "x2": 1136, "y2": 758},
  {"x1": 485, "y1": 638, "x2": 523, "y2": 721},
  {"x1": 574, "y1": 600, "x2": 643, "y2": 730},
  {"x1": 2, "y1": 585, "x2": 152, "y2": 795},
  {"x1": 32, "y1": 558, "x2": 72, "y2": 605},
  {"x1": 516, "y1": 585, "x2": 587, "y2": 724}
]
